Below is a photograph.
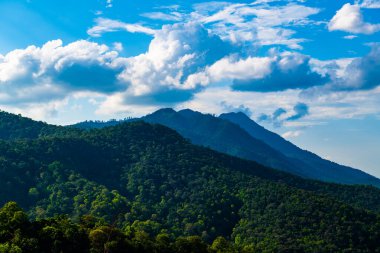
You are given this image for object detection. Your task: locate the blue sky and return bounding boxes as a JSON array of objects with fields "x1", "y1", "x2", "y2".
[{"x1": 0, "y1": 0, "x2": 380, "y2": 177}]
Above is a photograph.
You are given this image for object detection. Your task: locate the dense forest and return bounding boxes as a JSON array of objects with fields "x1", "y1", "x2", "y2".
[
  {"x1": 0, "y1": 202, "x2": 236, "y2": 253},
  {"x1": 1, "y1": 111, "x2": 380, "y2": 252}
]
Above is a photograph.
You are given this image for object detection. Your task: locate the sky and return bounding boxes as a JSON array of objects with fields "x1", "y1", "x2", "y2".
[{"x1": 0, "y1": 0, "x2": 380, "y2": 177}]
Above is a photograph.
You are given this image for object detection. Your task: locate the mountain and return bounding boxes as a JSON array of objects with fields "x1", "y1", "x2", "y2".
[
  {"x1": 140, "y1": 108, "x2": 302, "y2": 175},
  {"x1": 72, "y1": 108, "x2": 380, "y2": 187},
  {"x1": 220, "y1": 112, "x2": 380, "y2": 186},
  {"x1": 142, "y1": 109, "x2": 380, "y2": 187},
  {"x1": 1, "y1": 111, "x2": 380, "y2": 251}
]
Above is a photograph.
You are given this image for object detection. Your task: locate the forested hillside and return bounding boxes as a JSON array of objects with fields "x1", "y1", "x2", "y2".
[
  {"x1": 1, "y1": 113, "x2": 380, "y2": 252},
  {"x1": 0, "y1": 110, "x2": 80, "y2": 140},
  {"x1": 73, "y1": 108, "x2": 380, "y2": 187}
]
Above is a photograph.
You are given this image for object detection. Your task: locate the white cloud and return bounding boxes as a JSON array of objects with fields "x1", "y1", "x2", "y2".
[
  {"x1": 282, "y1": 130, "x2": 302, "y2": 138},
  {"x1": 307, "y1": 44, "x2": 380, "y2": 93},
  {"x1": 178, "y1": 87, "x2": 301, "y2": 119},
  {"x1": 328, "y1": 3, "x2": 380, "y2": 34},
  {"x1": 87, "y1": 18, "x2": 156, "y2": 37},
  {"x1": 90, "y1": 2, "x2": 320, "y2": 49},
  {"x1": 0, "y1": 39, "x2": 122, "y2": 108},
  {"x1": 184, "y1": 56, "x2": 273, "y2": 89},
  {"x1": 1, "y1": 36, "x2": 379, "y2": 125},
  {"x1": 177, "y1": 83, "x2": 380, "y2": 128},
  {"x1": 117, "y1": 23, "x2": 233, "y2": 97},
  {"x1": 306, "y1": 87, "x2": 380, "y2": 120},
  {"x1": 141, "y1": 12, "x2": 183, "y2": 21},
  {"x1": 96, "y1": 92, "x2": 160, "y2": 117},
  {"x1": 112, "y1": 42, "x2": 123, "y2": 52},
  {"x1": 0, "y1": 20, "x2": 336, "y2": 120},
  {"x1": 309, "y1": 57, "x2": 356, "y2": 79},
  {"x1": 0, "y1": 99, "x2": 69, "y2": 122},
  {"x1": 231, "y1": 51, "x2": 329, "y2": 92},
  {"x1": 155, "y1": 5, "x2": 181, "y2": 11},
  {"x1": 338, "y1": 44, "x2": 380, "y2": 90},
  {"x1": 343, "y1": 35, "x2": 358, "y2": 39},
  {"x1": 192, "y1": 2, "x2": 320, "y2": 49},
  {"x1": 359, "y1": 0, "x2": 380, "y2": 8},
  {"x1": 2, "y1": 1, "x2": 380, "y2": 124}
]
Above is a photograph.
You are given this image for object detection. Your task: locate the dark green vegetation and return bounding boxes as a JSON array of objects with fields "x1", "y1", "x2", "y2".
[
  {"x1": 1, "y1": 110, "x2": 380, "y2": 252},
  {"x1": 0, "y1": 110, "x2": 79, "y2": 140},
  {"x1": 73, "y1": 108, "x2": 380, "y2": 187},
  {"x1": 0, "y1": 202, "x2": 234, "y2": 253}
]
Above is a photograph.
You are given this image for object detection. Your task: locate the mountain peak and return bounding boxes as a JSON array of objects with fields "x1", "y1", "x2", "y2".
[
  {"x1": 220, "y1": 111, "x2": 262, "y2": 128},
  {"x1": 178, "y1": 108, "x2": 204, "y2": 117},
  {"x1": 148, "y1": 108, "x2": 177, "y2": 117},
  {"x1": 221, "y1": 111, "x2": 251, "y2": 119},
  {"x1": 178, "y1": 108, "x2": 196, "y2": 114}
]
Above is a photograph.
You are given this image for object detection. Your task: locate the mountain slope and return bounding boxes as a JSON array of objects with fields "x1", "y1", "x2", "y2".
[
  {"x1": 71, "y1": 109, "x2": 380, "y2": 187},
  {"x1": 140, "y1": 109, "x2": 380, "y2": 187},
  {"x1": 220, "y1": 112, "x2": 380, "y2": 187},
  {"x1": 1, "y1": 115, "x2": 380, "y2": 251},
  {"x1": 139, "y1": 108, "x2": 305, "y2": 176}
]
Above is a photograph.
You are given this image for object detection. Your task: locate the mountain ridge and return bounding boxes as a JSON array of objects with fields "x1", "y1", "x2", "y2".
[
  {"x1": 72, "y1": 108, "x2": 380, "y2": 187},
  {"x1": 220, "y1": 111, "x2": 380, "y2": 186}
]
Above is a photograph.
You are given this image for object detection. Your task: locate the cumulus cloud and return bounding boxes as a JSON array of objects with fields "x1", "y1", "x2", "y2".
[
  {"x1": 2, "y1": 0, "x2": 379, "y2": 124},
  {"x1": 328, "y1": 3, "x2": 380, "y2": 34},
  {"x1": 87, "y1": 18, "x2": 156, "y2": 37},
  {"x1": 232, "y1": 52, "x2": 329, "y2": 92},
  {"x1": 2, "y1": 23, "x2": 239, "y2": 114},
  {"x1": 184, "y1": 56, "x2": 273, "y2": 89},
  {"x1": 80, "y1": 1, "x2": 326, "y2": 112},
  {"x1": 0, "y1": 39, "x2": 122, "y2": 105},
  {"x1": 305, "y1": 44, "x2": 380, "y2": 95},
  {"x1": 117, "y1": 23, "x2": 234, "y2": 101},
  {"x1": 338, "y1": 44, "x2": 380, "y2": 90},
  {"x1": 0, "y1": 21, "x2": 334, "y2": 119}
]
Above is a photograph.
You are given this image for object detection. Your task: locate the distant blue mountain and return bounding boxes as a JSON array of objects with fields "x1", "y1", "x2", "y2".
[
  {"x1": 141, "y1": 108, "x2": 299, "y2": 175},
  {"x1": 220, "y1": 111, "x2": 380, "y2": 187},
  {"x1": 72, "y1": 108, "x2": 380, "y2": 187}
]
